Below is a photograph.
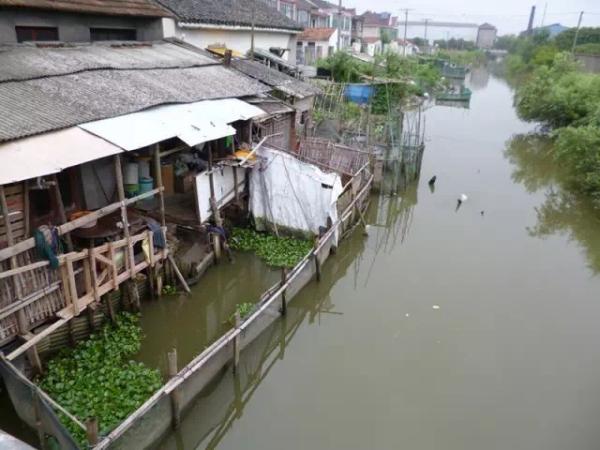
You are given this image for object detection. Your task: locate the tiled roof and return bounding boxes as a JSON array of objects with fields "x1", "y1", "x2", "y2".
[
  {"x1": 156, "y1": 0, "x2": 302, "y2": 31},
  {"x1": 231, "y1": 58, "x2": 321, "y2": 99},
  {"x1": 0, "y1": 41, "x2": 269, "y2": 142},
  {"x1": 298, "y1": 27, "x2": 335, "y2": 41},
  {"x1": 0, "y1": 0, "x2": 170, "y2": 17}
]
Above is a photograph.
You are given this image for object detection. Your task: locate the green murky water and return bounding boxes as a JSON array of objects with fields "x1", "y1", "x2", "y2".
[{"x1": 4, "y1": 68, "x2": 600, "y2": 450}]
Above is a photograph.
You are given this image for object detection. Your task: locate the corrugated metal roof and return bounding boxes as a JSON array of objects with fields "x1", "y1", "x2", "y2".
[
  {"x1": 80, "y1": 99, "x2": 265, "y2": 150},
  {"x1": 0, "y1": 0, "x2": 170, "y2": 17},
  {"x1": 231, "y1": 59, "x2": 321, "y2": 99},
  {"x1": 0, "y1": 41, "x2": 216, "y2": 82},
  {"x1": 0, "y1": 127, "x2": 124, "y2": 184},
  {"x1": 0, "y1": 42, "x2": 270, "y2": 142}
]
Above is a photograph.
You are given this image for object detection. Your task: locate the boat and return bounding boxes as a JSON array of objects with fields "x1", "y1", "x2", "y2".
[{"x1": 435, "y1": 86, "x2": 472, "y2": 102}]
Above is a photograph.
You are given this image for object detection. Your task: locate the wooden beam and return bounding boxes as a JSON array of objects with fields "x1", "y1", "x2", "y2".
[
  {"x1": 167, "y1": 254, "x2": 191, "y2": 294},
  {"x1": 114, "y1": 155, "x2": 135, "y2": 277},
  {"x1": 51, "y1": 174, "x2": 73, "y2": 252},
  {"x1": 153, "y1": 144, "x2": 166, "y2": 228}
]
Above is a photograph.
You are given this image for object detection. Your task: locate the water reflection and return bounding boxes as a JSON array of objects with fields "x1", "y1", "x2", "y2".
[
  {"x1": 158, "y1": 232, "x2": 369, "y2": 450},
  {"x1": 505, "y1": 133, "x2": 600, "y2": 274},
  {"x1": 469, "y1": 66, "x2": 490, "y2": 91}
]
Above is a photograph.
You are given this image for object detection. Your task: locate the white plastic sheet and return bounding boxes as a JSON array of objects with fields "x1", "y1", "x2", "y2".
[{"x1": 249, "y1": 147, "x2": 343, "y2": 242}]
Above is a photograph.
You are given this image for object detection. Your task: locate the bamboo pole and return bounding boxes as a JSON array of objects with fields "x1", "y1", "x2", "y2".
[
  {"x1": 208, "y1": 143, "x2": 223, "y2": 261},
  {"x1": 51, "y1": 175, "x2": 73, "y2": 252},
  {"x1": 114, "y1": 156, "x2": 135, "y2": 277},
  {"x1": 167, "y1": 254, "x2": 191, "y2": 294}
]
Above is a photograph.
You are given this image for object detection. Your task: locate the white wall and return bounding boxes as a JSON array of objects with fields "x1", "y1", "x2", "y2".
[
  {"x1": 297, "y1": 29, "x2": 338, "y2": 64},
  {"x1": 170, "y1": 24, "x2": 298, "y2": 62}
]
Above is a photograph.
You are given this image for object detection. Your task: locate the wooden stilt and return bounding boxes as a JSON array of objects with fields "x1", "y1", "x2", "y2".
[
  {"x1": 233, "y1": 311, "x2": 241, "y2": 373},
  {"x1": 280, "y1": 268, "x2": 288, "y2": 316},
  {"x1": 85, "y1": 417, "x2": 99, "y2": 446},
  {"x1": 167, "y1": 255, "x2": 191, "y2": 294},
  {"x1": 23, "y1": 181, "x2": 30, "y2": 238},
  {"x1": 103, "y1": 294, "x2": 116, "y2": 323},
  {"x1": 51, "y1": 175, "x2": 73, "y2": 252},
  {"x1": 33, "y1": 391, "x2": 47, "y2": 450},
  {"x1": 66, "y1": 319, "x2": 76, "y2": 347},
  {"x1": 114, "y1": 156, "x2": 135, "y2": 277},
  {"x1": 25, "y1": 341, "x2": 43, "y2": 375},
  {"x1": 207, "y1": 144, "x2": 224, "y2": 262},
  {"x1": 167, "y1": 349, "x2": 181, "y2": 429}
]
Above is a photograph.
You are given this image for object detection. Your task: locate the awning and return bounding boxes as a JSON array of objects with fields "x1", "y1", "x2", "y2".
[
  {"x1": 0, "y1": 128, "x2": 123, "y2": 185},
  {"x1": 80, "y1": 99, "x2": 265, "y2": 151}
]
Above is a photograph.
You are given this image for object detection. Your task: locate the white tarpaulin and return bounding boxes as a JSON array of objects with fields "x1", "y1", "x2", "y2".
[
  {"x1": 196, "y1": 167, "x2": 246, "y2": 222},
  {"x1": 80, "y1": 99, "x2": 264, "y2": 151},
  {"x1": 0, "y1": 127, "x2": 123, "y2": 185},
  {"x1": 249, "y1": 147, "x2": 344, "y2": 242}
]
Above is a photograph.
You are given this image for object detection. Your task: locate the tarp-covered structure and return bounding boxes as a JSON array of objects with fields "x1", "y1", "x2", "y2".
[{"x1": 249, "y1": 147, "x2": 344, "y2": 242}]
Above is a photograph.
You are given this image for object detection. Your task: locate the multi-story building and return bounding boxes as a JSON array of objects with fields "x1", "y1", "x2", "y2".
[
  {"x1": 0, "y1": 0, "x2": 169, "y2": 43},
  {"x1": 476, "y1": 23, "x2": 497, "y2": 49},
  {"x1": 352, "y1": 11, "x2": 398, "y2": 55}
]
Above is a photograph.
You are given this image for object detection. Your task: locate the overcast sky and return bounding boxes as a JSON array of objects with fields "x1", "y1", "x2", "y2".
[{"x1": 346, "y1": 0, "x2": 600, "y2": 35}]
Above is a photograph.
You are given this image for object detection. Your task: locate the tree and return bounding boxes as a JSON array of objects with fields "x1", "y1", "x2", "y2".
[{"x1": 555, "y1": 27, "x2": 600, "y2": 51}]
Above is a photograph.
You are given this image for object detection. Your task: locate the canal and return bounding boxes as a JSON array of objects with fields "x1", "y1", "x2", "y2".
[
  {"x1": 156, "y1": 67, "x2": 600, "y2": 450},
  {"x1": 4, "y1": 67, "x2": 600, "y2": 450}
]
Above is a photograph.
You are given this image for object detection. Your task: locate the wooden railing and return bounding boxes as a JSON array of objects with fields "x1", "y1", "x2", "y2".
[{"x1": 4, "y1": 229, "x2": 167, "y2": 361}]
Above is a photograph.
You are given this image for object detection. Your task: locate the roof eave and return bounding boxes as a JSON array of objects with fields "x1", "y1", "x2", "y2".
[{"x1": 179, "y1": 21, "x2": 302, "y2": 33}]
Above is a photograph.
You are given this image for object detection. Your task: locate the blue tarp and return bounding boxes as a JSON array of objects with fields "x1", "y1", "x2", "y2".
[{"x1": 344, "y1": 84, "x2": 375, "y2": 105}]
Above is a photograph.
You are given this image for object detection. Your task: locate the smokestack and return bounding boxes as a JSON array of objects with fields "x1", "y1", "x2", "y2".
[{"x1": 527, "y1": 5, "x2": 536, "y2": 35}]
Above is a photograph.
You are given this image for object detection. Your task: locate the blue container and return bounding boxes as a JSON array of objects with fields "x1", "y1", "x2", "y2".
[
  {"x1": 139, "y1": 176, "x2": 154, "y2": 194},
  {"x1": 138, "y1": 177, "x2": 154, "y2": 207},
  {"x1": 344, "y1": 84, "x2": 375, "y2": 105}
]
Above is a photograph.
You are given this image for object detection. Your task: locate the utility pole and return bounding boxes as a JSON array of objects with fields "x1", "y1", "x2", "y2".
[
  {"x1": 400, "y1": 8, "x2": 412, "y2": 57},
  {"x1": 540, "y1": 2, "x2": 547, "y2": 27},
  {"x1": 250, "y1": 0, "x2": 256, "y2": 60},
  {"x1": 571, "y1": 11, "x2": 584, "y2": 53},
  {"x1": 336, "y1": 0, "x2": 342, "y2": 52}
]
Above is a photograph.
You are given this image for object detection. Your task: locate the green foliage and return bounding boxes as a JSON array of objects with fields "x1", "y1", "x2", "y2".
[
  {"x1": 437, "y1": 49, "x2": 486, "y2": 66},
  {"x1": 516, "y1": 53, "x2": 600, "y2": 128},
  {"x1": 494, "y1": 34, "x2": 519, "y2": 51},
  {"x1": 161, "y1": 284, "x2": 177, "y2": 295},
  {"x1": 231, "y1": 302, "x2": 255, "y2": 321},
  {"x1": 434, "y1": 38, "x2": 476, "y2": 51},
  {"x1": 553, "y1": 126, "x2": 600, "y2": 202},
  {"x1": 230, "y1": 228, "x2": 313, "y2": 268},
  {"x1": 555, "y1": 27, "x2": 600, "y2": 51},
  {"x1": 575, "y1": 43, "x2": 600, "y2": 55},
  {"x1": 318, "y1": 51, "x2": 364, "y2": 83},
  {"x1": 37, "y1": 313, "x2": 162, "y2": 445}
]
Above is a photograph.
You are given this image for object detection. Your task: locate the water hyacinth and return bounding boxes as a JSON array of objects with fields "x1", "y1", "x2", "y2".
[
  {"x1": 230, "y1": 228, "x2": 313, "y2": 268},
  {"x1": 37, "y1": 313, "x2": 162, "y2": 445}
]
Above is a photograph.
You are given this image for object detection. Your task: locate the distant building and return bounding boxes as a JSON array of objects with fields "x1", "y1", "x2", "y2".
[
  {"x1": 353, "y1": 11, "x2": 398, "y2": 55},
  {"x1": 527, "y1": 23, "x2": 570, "y2": 38},
  {"x1": 158, "y1": 0, "x2": 302, "y2": 62},
  {"x1": 297, "y1": 27, "x2": 338, "y2": 64},
  {"x1": 476, "y1": 23, "x2": 497, "y2": 49},
  {"x1": 398, "y1": 20, "x2": 479, "y2": 45},
  {"x1": 0, "y1": 0, "x2": 169, "y2": 43}
]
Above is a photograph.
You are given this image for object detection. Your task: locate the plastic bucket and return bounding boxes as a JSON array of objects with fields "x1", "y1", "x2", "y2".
[
  {"x1": 138, "y1": 177, "x2": 154, "y2": 207},
  {"x1": 138, "y1": 158, "x2": 151, "y2": 179},
  {"x1": 125, "y1": 184, "x2": 139, "y2": 198},
  {"x1": 124, "y1": 163, "x2": 139, "y2": 185}
]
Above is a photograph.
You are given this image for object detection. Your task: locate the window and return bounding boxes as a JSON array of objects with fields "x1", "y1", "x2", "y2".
[
  {"x1": 15, "y1": 26, "x2": 58, "y2": 43},
  {"x1": 280, "y1": 2, "x2": 294, "y2": 19},
  {"x1": 90, "y1": 28, "x2": 137, "y2": 41}
]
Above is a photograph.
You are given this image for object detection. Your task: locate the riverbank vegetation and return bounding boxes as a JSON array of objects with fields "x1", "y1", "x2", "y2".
[
  {"x1": 514, "y1": 46, "x2": 600, "y2": 204},
  {"x1": 37, "y1": 313, "x2": 162, "y2": 445}
]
